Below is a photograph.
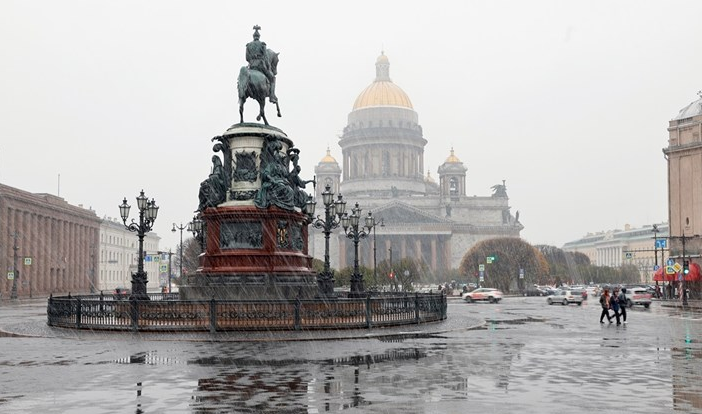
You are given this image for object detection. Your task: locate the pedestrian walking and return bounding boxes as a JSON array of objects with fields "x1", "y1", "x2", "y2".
[
  {"x1": 618, "y1": 288, "x2": 628, "y2": 324},
  {"x1": 610, "y1": 287, "x2": 622, "y2": 325},
  {"x1": 599, "y1": 288, "x2": 613, "y2": 323}
]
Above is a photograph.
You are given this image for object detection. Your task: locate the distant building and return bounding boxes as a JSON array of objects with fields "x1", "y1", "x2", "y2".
[
  {"x1": 562, "y1": 223, "x2": 669, "y2": 282},
  {"x1": 309, "y1": 53, "x2": 522, "y2": 274},
  {"x1": 664, "y1": 92, "x2": 702, "y2": 265},
  {"x1": 0, "y1": 183, "x2": 100, "y2": 297},
  {"x1": 98, "y1": 217, "x2": 161, "y2": 293}
]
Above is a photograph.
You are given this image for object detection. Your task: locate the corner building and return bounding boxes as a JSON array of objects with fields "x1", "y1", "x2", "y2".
[{"x1": 310, "y1": 53, "x2": 523, "y2": 274}]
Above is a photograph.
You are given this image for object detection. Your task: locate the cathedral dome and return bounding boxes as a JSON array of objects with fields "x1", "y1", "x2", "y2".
[
  {"x1": 352, "y1": 52, "x2": 413, "y2": 110},
  {"x1": 444, "y1": 148, "x2": 462, "y2": 164},
  {"x1": 319, "y1": 148, "x2": 338, "y2": 164}
]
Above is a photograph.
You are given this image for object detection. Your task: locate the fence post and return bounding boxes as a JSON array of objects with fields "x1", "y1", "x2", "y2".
[
  {"x1": 76, "y1": 298, "x2": 82, "y2": 329},
  {"x1": 130, "y1": 297, "x2": 139, "y2": 332},
  {"x1": 366, "y1": 293, "x2": 372, "y2": 329},
  {"x1": 99, "y1": 291, "x2": 104, "y2": 312},
  {"x1": 209, "y1": 297, "x2": 217, "y2": 333},
  {"x1": 294, "y1": 298, "x2": 301, "y2": 331},
  {"x1": 415, "y1": 292, "x2": 420, "y2": 324}
]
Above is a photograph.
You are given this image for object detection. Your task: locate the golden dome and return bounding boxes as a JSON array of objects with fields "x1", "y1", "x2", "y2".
[
  {"x1": 320, "y1": 147, "x2": 338, "y2": 164},
  {"x1": 444, "y1": 148, "x2": 462, "y2": 163},
  {"x1": 352, "y1": 52, "x2": 413, "y2": 110}
]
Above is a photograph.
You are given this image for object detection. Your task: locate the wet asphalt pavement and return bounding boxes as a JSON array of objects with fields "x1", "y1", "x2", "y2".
[{"x1": 0, "y1": 296, "x2": 701, "y2": 414}]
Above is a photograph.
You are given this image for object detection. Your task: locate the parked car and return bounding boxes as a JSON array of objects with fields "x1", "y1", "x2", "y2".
[
  {"x1": 547, "y1": 289, "x2": 584, "y2": 305},
  {"x1": 623, "y1": 287, "x2": 652, "y2": 308},
  {"x1": 463, "y1": 288, "x2": 503, "y2": 303},
  {"x1": 524, "y1": 287, "x2": 547, "y2": 296}
]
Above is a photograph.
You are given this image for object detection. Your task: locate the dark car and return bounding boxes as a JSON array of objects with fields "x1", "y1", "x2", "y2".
[
  {"x1": 524, "y1": 288, "x2": 546, "y2": 296},
  {"x1": 113, "y1": 287, "x2": 131, "y2": 299}
]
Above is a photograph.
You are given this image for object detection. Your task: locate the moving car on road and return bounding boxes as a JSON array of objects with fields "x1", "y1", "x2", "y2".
[
  {"x1": 463, "y1": 288, "x2": 503, "y2": 303},
  {"x1": 547, "y1": 289, "x2": 584, "y2": 306},
  {"x1": 623, "y1": 287, "x2": 652, "y2": 308}
]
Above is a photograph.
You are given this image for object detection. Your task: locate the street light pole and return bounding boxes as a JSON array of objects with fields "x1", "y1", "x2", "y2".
[
  {"x1": 119, "y1": 190, "x2": 159, "y2": 300},
  {"x1": 172, "y1": 222, "x2": 187, "y2": 280},
  {"x1": 372, "y1": 218, "x2": 384, "y2": 289},
  {"x1": 341, "y1": 204, "x2": 374, "y2": 297},
  {"x1": 306, "y1": 184, "x2": 347, "y2": 296},
  {"x1": 10, "y1": 231, "x2": 19, "y2": 299}
]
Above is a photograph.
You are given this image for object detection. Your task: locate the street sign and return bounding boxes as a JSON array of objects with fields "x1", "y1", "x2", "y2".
[
  {"x1": 655, "y1": 239, "x2": 667, "y2": 249},
  {"x1": 478, "y1": 264, "x2": 485, "y2": 272},
  {"x1": 667, "y1": 259, "x2": 674, "y2": 266},
  {"x1": 486, "y1": 255, "x2": 496, "y2": 264},
  {"x1": 159, "y1": 264, "x2": 168, "y2": 273},
  {"x1": 519, "y1": 268, "x2": 524, "y2": 279},
  {"x1": 624, "y1": 252, "x2": 633, "y2": 259},
  {"x1": 673, "y1": 263, "x2": 683, "y2": 273},
  {"x1": 7, "y1": 271, "x2": 14, "y2": 280},
  {"x1": 479, "y1": 270, "x2": 484, "y2": 278},
  {"x1": 665, "y1": 265, "x2": 675, "y2": 275},
  {"x1": 653, "y1": 265, "x2": 660, "y2": 271},
  {"x1": 23, "y1": 257, "x2": 32, "y2": 266}
]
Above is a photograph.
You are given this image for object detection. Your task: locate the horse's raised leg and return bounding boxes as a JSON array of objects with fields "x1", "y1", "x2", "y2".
[{"x1": 275, "y1": 102, "x2": 281, "y2": 118}]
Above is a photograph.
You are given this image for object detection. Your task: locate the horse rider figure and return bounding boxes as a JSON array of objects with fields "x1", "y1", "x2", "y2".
[{"x1": 246, "y1": 25, "x2": 277, "y2": 104}]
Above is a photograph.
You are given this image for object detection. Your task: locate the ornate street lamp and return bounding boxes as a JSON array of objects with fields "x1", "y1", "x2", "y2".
[
  {"x1": 119, "y1": 190, "x2": 159, "y2": 300},
  {"x1": 190, "y1": 215, "x2": 205, "y2": 252},
  {"x1": 306, "y1": 184, "x2": 347, "y2": 296},
  {"x1": 341, "y1": 203, "x2": 375, "y2": 297}
]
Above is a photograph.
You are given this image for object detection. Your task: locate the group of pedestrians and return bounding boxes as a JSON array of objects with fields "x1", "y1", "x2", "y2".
[{"x1": 599, "y1": 287, "x2": 628, "y2": 325}]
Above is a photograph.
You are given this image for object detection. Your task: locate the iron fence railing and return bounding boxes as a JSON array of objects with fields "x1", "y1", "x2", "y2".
[{"x1": 46, "y1": 292, "x2": 447, "y2": 332}]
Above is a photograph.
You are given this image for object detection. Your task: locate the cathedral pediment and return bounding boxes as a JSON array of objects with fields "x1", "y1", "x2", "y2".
[{"x1": 371, "y1": 201, "x2": 450, "y2": 225}]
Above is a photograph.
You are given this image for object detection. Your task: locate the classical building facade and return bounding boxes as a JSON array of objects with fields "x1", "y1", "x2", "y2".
[
  {"x1": 0, "y1": 183, "x2": 101, "y2": 298},
  {"x1": 665, "y1": 92, "x2": 702, "y2": 265},
  {"x1": 562, "y1": 223, "x2": 669, "y2": 283},
  {"x1": 309, "y1": 53, "x2": 523, "y2": 275},
  {"x1": 98, "y1": 217, "x2": 162, "y2": 293}
]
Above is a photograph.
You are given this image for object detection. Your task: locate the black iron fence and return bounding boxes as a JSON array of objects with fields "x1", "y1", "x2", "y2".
[{"x1": 46, "y1": 292, "x2": 447, "y2": 332}]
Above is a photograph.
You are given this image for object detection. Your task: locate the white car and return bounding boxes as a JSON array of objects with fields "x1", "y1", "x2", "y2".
[
  {"x1": 622, "y1": 288, "x2": 652, "y2": 308},
  {"x1": 463, "y1": 288, "x2": 503, "y2": 303},
  {"x1": 547, "y1": 289, "x2": 584, "y2": 306}
]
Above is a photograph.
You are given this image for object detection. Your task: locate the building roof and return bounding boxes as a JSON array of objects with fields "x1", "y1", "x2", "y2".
[
  {"x1": 672, "y1": 94, "x2": 702, "y2": 121},
  {"x1": 352, "y1": 52, "x2": 413, "y2": 110}
]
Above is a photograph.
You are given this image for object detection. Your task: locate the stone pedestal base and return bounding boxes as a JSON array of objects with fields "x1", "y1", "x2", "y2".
[{"x1": 180, "y1": 272, "x2": 317, "y2": 300}]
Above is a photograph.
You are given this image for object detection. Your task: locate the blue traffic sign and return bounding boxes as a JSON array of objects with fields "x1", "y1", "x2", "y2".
[
  {"x1": 655, "y1": 239, "x2": 667, "y2": 249},
  {"x1": 667, "y1": 259, "x2": 674, "y2": 266},
  {"x1": 653, "y1": 265, "x2": 660, "y2": 271}
]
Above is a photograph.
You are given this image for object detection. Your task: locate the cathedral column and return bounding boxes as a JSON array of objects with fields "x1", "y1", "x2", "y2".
[
  {"x1": 415, "y1": 238, "x2": 422, "y2": 266},
  {"x1": 401, "y1": 238, "x2": 407, "y2": 260}
]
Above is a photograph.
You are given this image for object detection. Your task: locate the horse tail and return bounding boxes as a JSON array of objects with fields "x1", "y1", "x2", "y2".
[{"x1": 237, "y1": 66, "x2": 249, "y2": 100}]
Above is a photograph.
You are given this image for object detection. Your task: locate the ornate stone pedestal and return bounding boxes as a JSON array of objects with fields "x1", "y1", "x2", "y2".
[{"x1": 180, "y1": 123, "x2": 317, "y2": 300}]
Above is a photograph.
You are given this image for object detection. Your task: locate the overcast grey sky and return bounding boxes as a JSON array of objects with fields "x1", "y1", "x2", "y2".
[{"x1": 2, "y1": 1, "x2": 700, "y2": 252}]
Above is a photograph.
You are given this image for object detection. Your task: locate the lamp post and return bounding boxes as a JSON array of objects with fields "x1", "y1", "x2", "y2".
[
  {"x1": 172, "y1": 222, "x2": 188, "y2": 280},
  {"x1": 189, "y1": 215, "x2": 205, "y2": 253},
  {"x1": 341, "y1": 203, "x2": 374, "y2": 297},
  {"x1": 306, "y1": 184, "x2": 347, "y2": 296},
  {"x1": 371, "y1": 217, "x2": 384, "y2": 290},
  {"x1": 119, "y1": 190, "x2": 159, "y2": 300},
  {"x1": 10, "y1": 231, "x2": 19, "y2": 299}
]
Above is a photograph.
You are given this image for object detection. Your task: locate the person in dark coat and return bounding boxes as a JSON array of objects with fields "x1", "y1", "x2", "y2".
[
  {"x1": 610, "y1": 288, "x2": 622, "y2": 325},
  {"x1": 599, "y1": 289, "x2": 613, "y2": 324},
  {"x1": 618, "y1": 288, "x2": 628, "y2": 324}
]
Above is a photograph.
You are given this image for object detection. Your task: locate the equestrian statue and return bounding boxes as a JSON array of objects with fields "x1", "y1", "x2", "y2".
[{"x1": 238, "y1": 25, "x2": 281, "y2": 125}]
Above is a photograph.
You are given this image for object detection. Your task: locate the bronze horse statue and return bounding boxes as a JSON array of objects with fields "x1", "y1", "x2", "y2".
[{"x1": 237, "y1": 49, "x2": 281, "y2": 125}]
